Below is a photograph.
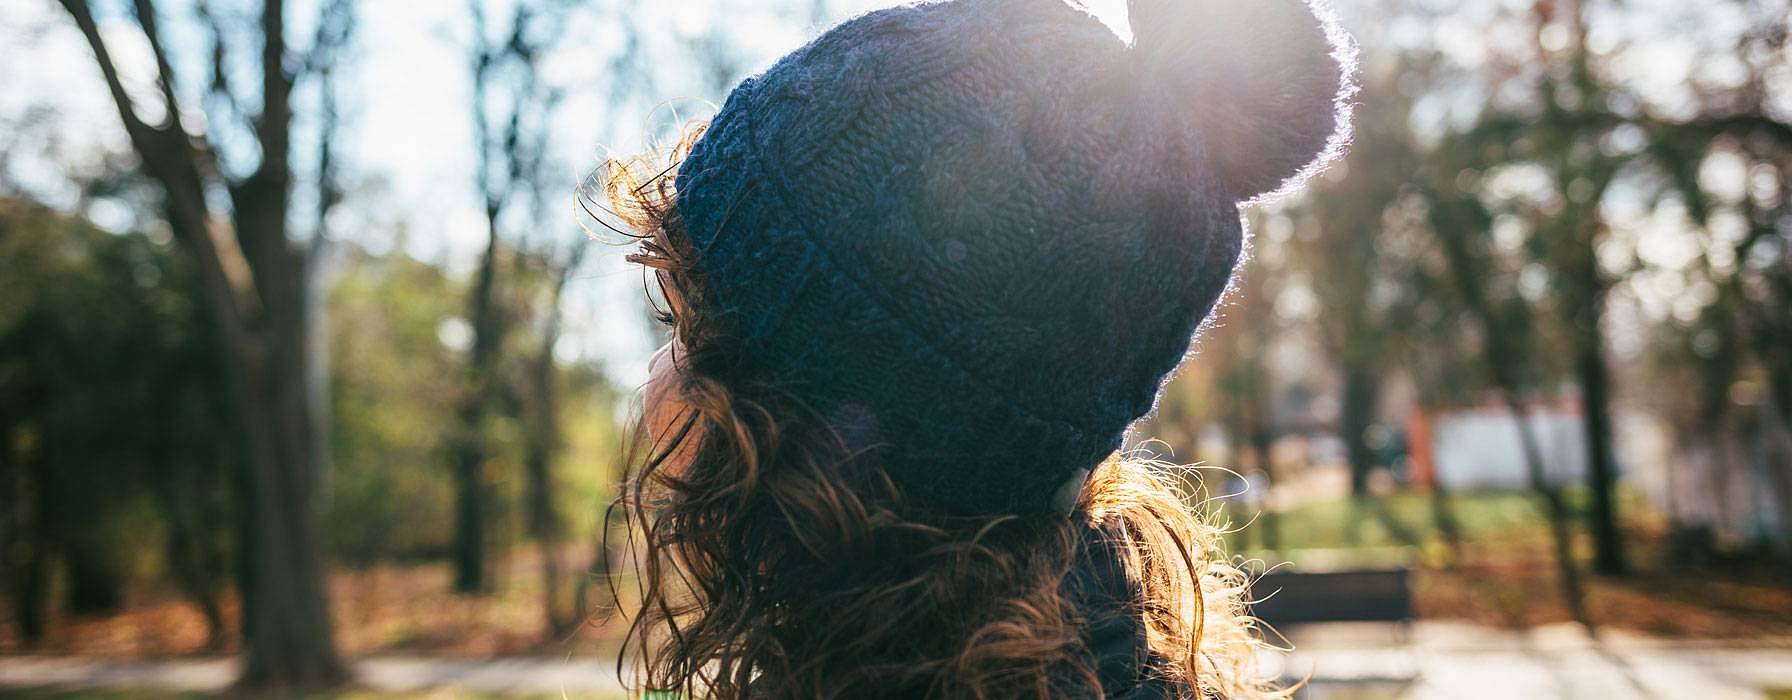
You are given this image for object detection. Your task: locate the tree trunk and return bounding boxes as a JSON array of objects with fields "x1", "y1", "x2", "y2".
[
  {"x1": 1765, "y1": 365, "x2": 1792, "y2": 557},
  {"x1": 228, "y1": 168, "x2": 347, "y2": 692},
  {"x1": 1767, "y1": 431, "x2": 1792, "y2": 564},
  {"x1": 452, "y1": 213, "x2": 503, "y2": 594},
  {"x1": 525, "y1": 337, "x2": 565, "y2": 634},
  {"x1": 1573, "y1": 262, "x2": 1627, "y2": 576},
  {"x1": 1428, "y1": 192, "x2": 1589, "y2": 627},
  {"x1": 56, "y1": 0, "x2": 347, "y2": 686},
  {"x1": 1542, "y1": 0, "x2": 1626, "y2": 577},
  {"x1": 15, "y1": 541, "x2": 49, "y2": 646},
  {"x1": 226, "y1": 254, "x2": 347, "y2": 689},
  {"x1": 1501, "y1": 392, "x2": 1590, "y2": 628},
  {"x1": 63, "y1": 543, "x2": 122, "y2": 615},
  {"x1": 1341, "y1": 363, "x2": 1379, "y2": 499},
  {"x1": 0, "y1": 416, "x2": 25, "y2": 643},
  {"x1": 524, "y1": 370, "x2": 565, "y2": 634},
  {"x1": 523, "y1": 246, "x2": 585, "y2": 636},
  {"x1": 1250, "y1": 426, "x2": 1281, "y2": 553},
  {"x1": 1429, "y1": 479, "x2": 1463, "y2": 566},
  {"x1": 1341, "y1": 363, "x2": 1390, "y2": 544},
  {"x1": 14, "y1": 454, "x2": 50, "y2": 646},
  {"x1": 451, "y1": 415, "x2": 489, "y2": 594},
  {"x1": 1338, "y1": 364, "x2": 1422, "y2": 546}
]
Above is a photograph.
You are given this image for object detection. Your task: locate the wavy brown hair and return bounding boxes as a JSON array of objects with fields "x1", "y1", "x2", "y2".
[{"x1": 592, "y1": 122, "x2": 1287, "y2": 699}]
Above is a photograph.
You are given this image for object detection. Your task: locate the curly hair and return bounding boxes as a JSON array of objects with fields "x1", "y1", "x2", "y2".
[{"x1": 592, "y1": 122, "x2": 1287, "y2": 699}]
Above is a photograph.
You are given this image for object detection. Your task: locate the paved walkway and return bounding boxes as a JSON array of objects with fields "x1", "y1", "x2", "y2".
[
  {"x1": 0, "y1": 655, "x2": 630, "y2": 696},
  {"x1": 3, "y1": 623, "x2": 1790, "y2": 698},
  {"x1": 1275, "y1": 622, "x2": 1792, "y2": 699}
]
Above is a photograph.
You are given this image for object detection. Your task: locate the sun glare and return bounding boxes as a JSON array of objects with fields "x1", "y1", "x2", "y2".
[{"x1": 1075, "y1": 0, "x2": 1133, "y2": 43}]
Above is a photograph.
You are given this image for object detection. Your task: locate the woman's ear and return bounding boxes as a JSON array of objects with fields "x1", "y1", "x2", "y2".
[
  {"x1": 1053, "y1": 467, "x2": 1094, "y2": 516},
  {"x1": 1128, "y1": 0, "x2": 1357, "y2": 201}
]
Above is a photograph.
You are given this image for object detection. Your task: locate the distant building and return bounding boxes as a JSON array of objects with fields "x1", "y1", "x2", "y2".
[{"x1": 1409, "y1": 399, "x2": 1592, "y2": 490}]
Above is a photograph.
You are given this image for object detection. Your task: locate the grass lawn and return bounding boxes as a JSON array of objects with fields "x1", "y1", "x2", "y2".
[
  {"x1": 1222, "y1": 488, "x2": 1792, "y2": 636},
  {"x1": 1221, "y1": 487, "x2": 1658, "y2": 559}
]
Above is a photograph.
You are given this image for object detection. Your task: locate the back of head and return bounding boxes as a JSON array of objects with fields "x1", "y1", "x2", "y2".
[
  {"x1": 608, "y1": 0, "x2": 1354, "y2": 696},
  {"x1": 674, "y1": 0, "x2": 1353, "y2": 515}
]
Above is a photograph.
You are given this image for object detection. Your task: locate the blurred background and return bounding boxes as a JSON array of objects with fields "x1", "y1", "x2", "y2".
[{"x1": 0, "y1": 0, "x2": 1788, "y2": 698}]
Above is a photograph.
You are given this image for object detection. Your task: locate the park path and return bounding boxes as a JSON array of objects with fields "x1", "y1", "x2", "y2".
[
  {"x1": 4, "y1": 623, "x2": 1792, "y2": 698},
  {"x1": 0, "y1": 655, "x2": 631, "y2": 697},
  {"x1": 1277, "y1": 621, "x2": 1792, "y2": 699}
]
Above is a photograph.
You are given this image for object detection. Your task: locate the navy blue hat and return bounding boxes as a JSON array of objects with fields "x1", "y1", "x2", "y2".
[{"x1": 673, "y1": 0, "x2": 1353, "y2": 515}]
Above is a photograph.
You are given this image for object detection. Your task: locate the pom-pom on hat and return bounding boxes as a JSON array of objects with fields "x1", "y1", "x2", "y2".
[{"x1": 673, "y1": 0, "x2": 1355, "y2": 515}]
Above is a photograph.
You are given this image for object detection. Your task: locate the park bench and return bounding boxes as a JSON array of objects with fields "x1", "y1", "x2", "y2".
[{"x1": 1250, "y1": 567, "x2": 1415, "y2": 629}]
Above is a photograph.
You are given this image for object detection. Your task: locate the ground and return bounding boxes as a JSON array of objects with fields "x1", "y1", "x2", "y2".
[
  {"x1": 3, "y1": 491, "x2": 1790, "y2": 697},
  {"x1": 0, "y1": 549, "x2": 625, "y2": 659},
  {"x1": 5, "y1": 623, "x2": 1792, "y2": 699},
  {"x1": 1278, "y1": 622, "x2": 1792, "y2": 699}
]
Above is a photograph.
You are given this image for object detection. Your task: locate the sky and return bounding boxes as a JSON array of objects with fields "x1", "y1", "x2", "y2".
[{"x1": 2, "y1": 0, "x2": 1783, "y2": 389}]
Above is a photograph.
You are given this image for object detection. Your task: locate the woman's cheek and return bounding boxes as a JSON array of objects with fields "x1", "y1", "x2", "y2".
[{"x1": 643, "y1": 340, "x2": 698, "y2": 474}]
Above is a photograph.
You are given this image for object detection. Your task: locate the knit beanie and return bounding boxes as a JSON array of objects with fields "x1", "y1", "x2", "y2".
[{"x1": 673, "y1": 0, "x2": 1354, "y2": 515}]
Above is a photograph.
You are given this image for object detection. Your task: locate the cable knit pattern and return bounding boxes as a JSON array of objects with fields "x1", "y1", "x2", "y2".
[{"x1": 675, "y1": 0, "x2": 1354, "y2": 514}]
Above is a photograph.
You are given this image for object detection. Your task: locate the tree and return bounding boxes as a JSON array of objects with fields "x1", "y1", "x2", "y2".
[
  {"x1": 518, "y1": 241, "x2": 590, "y2": 635},
  {"x1": 1525, "y1": 0, "x2": 1628, "y2": 576},
  {"x1": 1285, "y1": 58, "x2": 1432, "y2": 549},
  {"x1": 327, "y1": 242, "x2": 465, "y2": 564},
  {"x1": 0, "y1": 198, "x2": 235, "y2": 649},
  {"x1": 54, "y1": 0, "x2": 354, "y2": 687},
  {"x1": 451, "y1": 0, "x2": 572, "y2": 594},
  {"x1": 1453, "y1": 0, "x2": 1792, "y2": 573},
  {"x1": 1160, "y1": 246, "x2": 1286, "y2": 552},
  {"x1": 1631, "y1": 1, "x2": 1792, "y2": 554},
  {"x1": 1421, "y1": 156, "x2": 1591, "y2": 627}
]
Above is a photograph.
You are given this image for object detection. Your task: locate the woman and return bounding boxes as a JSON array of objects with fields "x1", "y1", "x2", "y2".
[{"x1": 600, "y1": 0, "x2": 1354, "y2": 696}]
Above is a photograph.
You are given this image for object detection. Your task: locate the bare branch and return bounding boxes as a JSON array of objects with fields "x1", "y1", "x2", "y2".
[
  {"x1": 196, "y1": 1, "x2": 254, "y2": 132},
  {"x1": 297, "y1": 0, "x2": 355, "y2": 79},
  {"x1": 59, "y1": 0, "x2": 263, "y2": 327},
  {"x1": 56, "y1": 0, "x2": 154, "y2": 143},
  {"x1": 255, "y1": 0, "x2": 293, "y2": 180},
  {"x1": 307, "y1": 60, "x2": 343, "y2": 268},
  {"x1": 129, "y1": 0, "x2": 188, "y2": 133},
  {"x1": 470, "y1": 0, "x2": 498, "y2": 214}
]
